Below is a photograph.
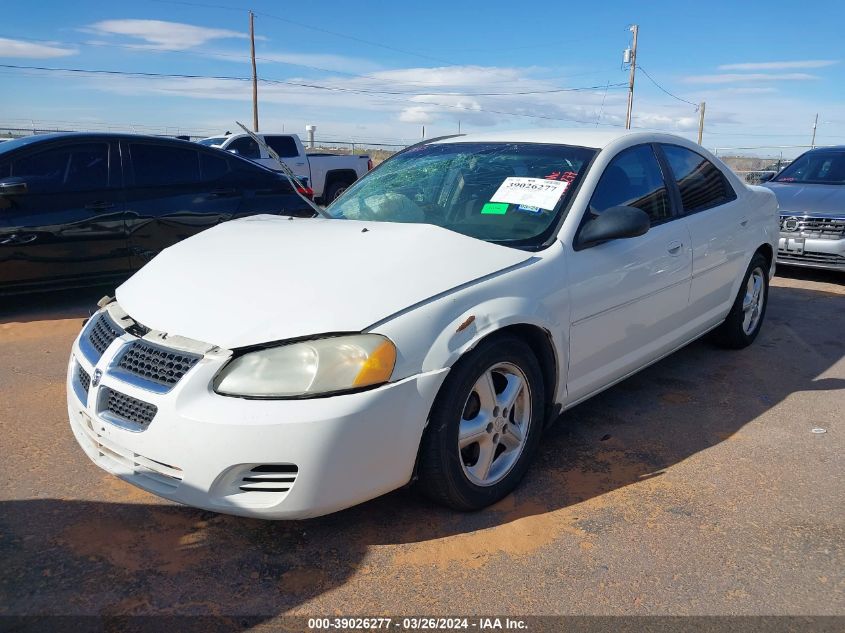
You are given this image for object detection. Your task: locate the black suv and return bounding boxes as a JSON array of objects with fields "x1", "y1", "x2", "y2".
[{"x1": 0, "y1": 133, "x2": 315, "y2": 295}]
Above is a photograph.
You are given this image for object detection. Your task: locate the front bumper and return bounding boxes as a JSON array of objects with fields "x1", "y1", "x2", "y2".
[
  {"x1": 67, "y1": 309, "x2": 448, "y2": 519},
  {"x1": 777, "y1": 235, "x2": 845, "y2": 272}
]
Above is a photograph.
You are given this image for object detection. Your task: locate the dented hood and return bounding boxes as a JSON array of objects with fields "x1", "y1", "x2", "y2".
[{"x1": 116, "y1": 216, "x2": 533, "y2": 349}]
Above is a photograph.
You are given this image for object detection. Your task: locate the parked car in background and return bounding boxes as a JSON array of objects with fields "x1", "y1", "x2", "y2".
[
  {"x1": 67, "y1": 130, "x2": 778, "y2": 519},
  {"x1": 0, "y1": 133, "x2": 315, "y2": 295},
  {"x1": 762, "y1": 146, "x2": 845, "y2": 272},
  {"x1": 198, "y1": 132, "x2": 371, "y2": 203}
]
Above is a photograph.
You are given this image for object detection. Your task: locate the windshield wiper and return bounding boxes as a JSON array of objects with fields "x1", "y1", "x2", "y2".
[{"x1": 235, "y1": 121, "x2": 330, "y2": 218}]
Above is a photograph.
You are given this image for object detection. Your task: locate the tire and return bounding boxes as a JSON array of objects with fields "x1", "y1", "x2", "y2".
[
  {"x1": 416, "y1": 335, "x2": 545, "y2": 510},
  {"x1": 711, "y1": 252, "x2": 770, "y2": 349},
  {"x1": 325, "y1": 180, "x2": 353, "y2": 203}
]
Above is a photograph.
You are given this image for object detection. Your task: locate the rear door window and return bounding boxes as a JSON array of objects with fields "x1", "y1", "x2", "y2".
[
  {"x1": 12, "y1": 143, "x2": 109, "y2": 192},
  {"x1": 130, "y1": 143, "x2": 201, "y2": 187},
  {"x1": 588, "y1": 144, "x2": 673, "y2": 224},
  {"x1": 265, "y1": 136, "x2": 299, "y2": 157},
  {"x1": 228, "y1": 137, "x2": 261, "y2": 159},
  {"x1": 200, "y1": 151, "x2": 231, "y2": 182},
  {"x1": 661, "y1": 144, "x2": 736, "y2": 213}
]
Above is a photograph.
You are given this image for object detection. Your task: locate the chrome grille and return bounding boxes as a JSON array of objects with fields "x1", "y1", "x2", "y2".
[
  {"x1": 87, "y1": 313, "x2": 123, "y2": 357},
  {"x1": 115, "y1": 341, "x2": 201, "y2": 389},
  {"x1": 78, "y1": 365, "x2": 91, "y2": 394},
  {"x1": 780, "y1": 215, "x2": 845, "y2": 239},
  {"x1": 778, "y1": 251, "x2": 845, "y2": 266},
  {"x1": 101, "y1": 387, "x2": 158, "y2": 428}
]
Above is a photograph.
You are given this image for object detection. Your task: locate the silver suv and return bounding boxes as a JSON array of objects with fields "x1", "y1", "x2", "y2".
[{"x1": 763, "y1": 147, "x2": 845, "y2": 272}]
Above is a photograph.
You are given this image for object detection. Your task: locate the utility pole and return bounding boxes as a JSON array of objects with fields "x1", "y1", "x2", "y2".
[
  {"x1": 697, "y1": 101, "x2": 706, "y2": 145},
  {"x1": 249, "y1": 10, "x2": 259, "y2": 132},
  {"x1": 624, "y1": 24, "x2": 639, "y2": 130},
  {"x1": 811, "y1": 113, "x2": 818, "y2": 148}
]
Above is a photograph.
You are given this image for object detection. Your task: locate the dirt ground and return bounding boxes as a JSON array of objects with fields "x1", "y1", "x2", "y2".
[{"x1": 0, "y1": 267, "x2": 842, "y2": 622}]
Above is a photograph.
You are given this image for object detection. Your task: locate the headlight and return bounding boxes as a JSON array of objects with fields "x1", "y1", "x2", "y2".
[{"x1": 213, "y1": 334, "x2": 396, "y2": 398}]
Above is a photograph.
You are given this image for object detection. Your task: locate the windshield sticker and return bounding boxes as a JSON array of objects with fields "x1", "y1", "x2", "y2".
[
  {"x1": 544, "y1": 170, "x2": 579, "y2": 183},
  {"x1": 490, "y1": 177, "x2": 569, "y2": 211},
  {"x1": 481, "y1": 202, "x2": 509, "y2": 215},
  {"x1": 516, "y1": 204, "x2": 542, "y2": 214}
]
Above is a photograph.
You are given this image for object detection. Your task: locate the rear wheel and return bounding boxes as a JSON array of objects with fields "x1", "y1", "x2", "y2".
[
  {"x1": 416, "y1": 335, "x2": 545, "y2": 510},
  {"x1": 712, "y1": 252, "x2": 769, "y2": 349},
  {"x1": 325, "y1": 180, "x2": 353, "y2": 203}
]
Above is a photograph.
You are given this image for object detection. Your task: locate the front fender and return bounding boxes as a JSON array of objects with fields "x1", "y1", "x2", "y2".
[{"x1": 368, "y1": 250, "x2": 570, "y2": 405}]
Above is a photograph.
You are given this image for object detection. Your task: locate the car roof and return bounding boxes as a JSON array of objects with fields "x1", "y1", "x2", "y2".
[
  {"x1": 0, "y1": 131, "x2": 201, "y2": 147},
  {"x1": 433, "y1": 128, "x2": 686, "y2": 150},
  {"x1": 804, "y1": 145, "x2": 845, "y2": 152}
]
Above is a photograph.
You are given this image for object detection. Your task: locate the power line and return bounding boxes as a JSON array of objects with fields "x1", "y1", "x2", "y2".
[
  {"x1": 637, "y1": 65, "x2": 699, "y2": 109},
  {"x1": 2, "y1": 33, "x2": 611, "y2": 91},
  {"x1": 0, "y1": 63, "x2": 625, "y2": 97},
  {"x1": 0, "y1": 63, "x2": 627, "y2": 127}
]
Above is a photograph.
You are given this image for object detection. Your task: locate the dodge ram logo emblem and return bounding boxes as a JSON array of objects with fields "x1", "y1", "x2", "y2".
[
  {"x1": 91, "y1": 369, "x2": 103, "y2": 387},
  {"x1": 782, "y1": 217, "x2": 800, "y2": 232}
]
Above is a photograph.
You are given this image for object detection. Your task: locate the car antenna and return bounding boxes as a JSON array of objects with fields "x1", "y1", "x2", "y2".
[{"x1": 235, "y1": 121, "x2": 330, "y2": 219}]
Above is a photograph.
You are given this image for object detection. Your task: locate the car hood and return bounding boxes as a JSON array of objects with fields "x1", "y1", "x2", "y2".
[
  {"x1": 116, "y1": 216, "x2": 533, "y2": 349},
  {"x1": 764, "y1": 182, "x2": 845, "y2": 216}
]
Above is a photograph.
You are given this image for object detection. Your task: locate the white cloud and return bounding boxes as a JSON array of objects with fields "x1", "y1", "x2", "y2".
[
  {"x1": 258, "y1": 52, "x2": 380, "y2": 74},
  {"x1": 0, "y1": 37, "x2": 77, "y2": 58},
  {"x1": 398, "y1": 106, "x2": 435, "y2": 124},
  {"x1": 718, "y1": 60, "x2": 838, "y2": 71},
  {"x1": 85, "y1": 19, "x2": 250, "y2": 51},
  {"x1": 683, "y1": 72, "x2": 819, "y2": 84}
]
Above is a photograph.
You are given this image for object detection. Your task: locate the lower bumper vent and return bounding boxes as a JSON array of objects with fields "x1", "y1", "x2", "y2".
[
  {"x1": 76, "y1": 413, "x2": 182, "y2": 490},
  {"x1": 239, "y1": 464, "x2": 299, "y2": 492}
]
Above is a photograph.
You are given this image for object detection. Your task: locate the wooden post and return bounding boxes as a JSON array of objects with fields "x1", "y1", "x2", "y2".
[
  {"x1": 249, "y1": 11, "x2": 259, "y2": 132},
  {"x1": 697, "y1": 102, "x2": 706, "y2": 145},
  {"x1": 625, "y1": 24, "x2": 638, "y2": 130}
]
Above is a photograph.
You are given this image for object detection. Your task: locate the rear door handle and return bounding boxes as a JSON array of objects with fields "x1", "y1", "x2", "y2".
[
  {"x1": 740, "y1": 217, "x2": 749, "y2": 227},
  {"x1": 1, "y1": 233, "x2": 37, "y2": 245},
  {"x1": 667, "y1": 240, "x2": 683, "y2": 255},
  {"x1": 85, "y1": 201, "x2": 115, "y2": 211}
]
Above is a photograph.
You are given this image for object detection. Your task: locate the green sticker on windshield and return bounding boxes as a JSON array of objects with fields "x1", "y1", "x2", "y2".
[{"x1": 481, "y1": 202, "x2": 509, "y2": 215}]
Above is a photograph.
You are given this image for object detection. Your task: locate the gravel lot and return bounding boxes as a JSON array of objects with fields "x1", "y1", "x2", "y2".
[{"x1": 0, "y1": 268, "x2": 842, "y2": 621}]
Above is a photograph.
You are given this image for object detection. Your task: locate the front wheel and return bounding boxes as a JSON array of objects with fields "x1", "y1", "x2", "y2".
[
  {"x1": 712, "y1": 252, "x2": 770, "y2": 349},
  {"x1": 416, "y1": 335, "x2": 545, "y2": 510}
]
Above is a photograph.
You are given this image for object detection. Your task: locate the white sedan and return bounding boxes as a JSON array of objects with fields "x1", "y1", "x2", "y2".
[{"x1": 67, "y1": 129, "x2": 779, "y2": 519}]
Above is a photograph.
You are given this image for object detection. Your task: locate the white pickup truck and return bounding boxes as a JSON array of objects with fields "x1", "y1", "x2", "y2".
[{"x1": 198, "y1": 132, "x2": 372, "y2": 203}]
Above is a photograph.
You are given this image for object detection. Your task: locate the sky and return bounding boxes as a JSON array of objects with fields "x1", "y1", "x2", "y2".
[{"x1": 2, "y1": 0, "x2": 844, "y2": 155}]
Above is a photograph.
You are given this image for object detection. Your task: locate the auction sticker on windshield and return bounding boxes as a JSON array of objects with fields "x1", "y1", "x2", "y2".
[{"x1": 490, "y1": 177, "x2": 569, "y2": 210}]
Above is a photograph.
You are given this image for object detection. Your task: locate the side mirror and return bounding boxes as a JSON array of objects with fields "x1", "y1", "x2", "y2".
[
  {"x1": 0, "y1": 179, "x2": 27, "y2": 196},
  {"x1": 577, "y1": 205, "x2": 650, "y2": 248},
  {"x1": 227, "y1": 148, "x2": 239, "y2": 155},
  {"x1": 756, "y1": 172, "x2": 774, "y2": 183}
]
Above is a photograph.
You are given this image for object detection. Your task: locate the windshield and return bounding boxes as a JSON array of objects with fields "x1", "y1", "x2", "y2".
[
  {"x1": 326, "y1": 142, "x2": 595, "y2": 247},
  {"x1": 774, "y1": 150, "x2": 845, "y2": 184},
  {"x1": 197, "y1": 137, "x2": 226, "y2": 147}
]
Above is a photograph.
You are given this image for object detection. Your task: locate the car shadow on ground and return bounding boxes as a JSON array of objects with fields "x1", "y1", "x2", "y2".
[
  {"x1": 1, "y1": 276, "x2": 843, "y2": 619},
  {"x1": 0, "y1": 285, "x2": 116, "y2": 324}
]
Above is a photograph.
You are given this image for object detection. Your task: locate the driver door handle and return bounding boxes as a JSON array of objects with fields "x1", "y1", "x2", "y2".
[
  {"x1": 667, "y1": 240, "x2": 683, "y2": 255},
  {"x1": 1, "y1": 233, "x2": 37, "y2": 245}
]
